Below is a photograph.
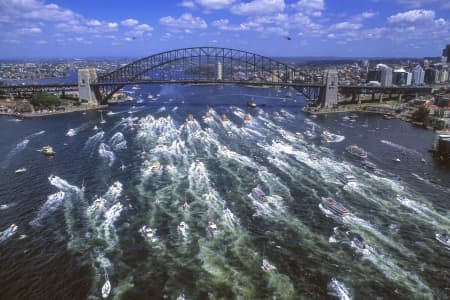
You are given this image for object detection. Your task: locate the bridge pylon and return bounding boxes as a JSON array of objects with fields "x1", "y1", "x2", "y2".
[
  {"x1": 320, "y1": 69, "x2": 338, "y2": 108},
  {"x1": 78, "y1": 68, "x2": 98, "y2": 105}
]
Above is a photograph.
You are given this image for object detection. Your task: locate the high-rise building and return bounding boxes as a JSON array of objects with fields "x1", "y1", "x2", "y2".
[
  {"x1": 367, "y1": 70, "x2": 381, "y2": 82},
  {"x1": 440, "y1": 68, "x2": 449, "y2": 83},
  {"x1": 425, "y1": 68, "x2": 437, "y2": 84},
  {"x1": 412, "y1": 64, "x2": 425, "y2": 85},
  {"x1": 443, "y1": 44, "x2": 450, "y2": 62},
  {"x1": 393, "y1": 68, "x2": 408, "y2": 86},
  {"x1": 377, "y1": 64, "x2": 392, "y2": 87}
]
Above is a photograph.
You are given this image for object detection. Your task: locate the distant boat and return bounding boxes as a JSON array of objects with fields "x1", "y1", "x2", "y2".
[
  {"x1": 15, "y1": 168, "x2": 27, "y2": 174},
  {"x1": 346, "y1": 145, "x2": 368, "y2": 159},
  {"x1": 66, "y1": 128, "x2": 76, "y2": 136},
  {"x1": 101, "y1": 269, "x2": 111, "y2": 298},
  {"x1": 42, "y1": 145, "x2": 55, "y2": 156},
  {"x1": 247, "y1": 99, "x2": 256, "y2": 108},
  {"x1": 93, "y1": 125, "x2": 99, "y2": 131}
]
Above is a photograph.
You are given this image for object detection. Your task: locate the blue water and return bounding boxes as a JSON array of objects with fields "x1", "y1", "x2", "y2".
[{"x1": 0, "y1": 84, "x2": 449, "y2": 300}]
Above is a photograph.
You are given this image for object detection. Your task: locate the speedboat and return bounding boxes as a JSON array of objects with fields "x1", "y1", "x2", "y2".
[
  {"x1": 393, "y1": 158, "x2": 401, "y2": 163},
  {"x1": 227, "y1": 131, "x2": 233, "y2": 137},
  {"x1": 435, "y1": 232, "x2": 450, "y2": 246},
  {"x1": 321, "y1": 130, "x2": 344, "y2": 143},
  {"x1": 93, "y1": 125, "x2": 99, "y2": 131},
  {"x1": 42, "y1": 145, "x2": 55, "y2": 156},
  {"x1": 111, "y1": 181, "x2": 122, "y2": 194},
  {"x1": 221, "y1": 114, "x2": 229, "y2": 122},
  {"x1": 321, "y1": 197, "x2": 349, "y2": 216},
  {"x1": 15, "y1": 168, "x2": 27, "y2": 174},
  {"x1": 203, "y1": 111, "x2": 212, "y2": 120},
  {"x1": 182, "y1": 201, "x2": 189, "y2": 210},
  {"x1": 101, "y1": 270, "x2": 111, "y2": 299},
  {"x1": 351, "y1": 235, "x2": 367, "y2": 250},
  {"x1": 337, "y1": 172, "x2": 357, "y2": 185},
  {"x1": 207, "y1": 220, "x2": 217, "y2": 235},
  {"x1": 178, "y1": 221, "x2": 188, "y2": 237},
  {"x1": 361, "y1": 160, "x2": 376, "y2": 170},
  {"x1": 131, "y1": 85, "x2": 140, "y2": 90},
  {"x1": 243, "y1": 114, "x2": 252, "y2": 122},
  {"x1": 151, "y1": 161, "x2": 161, "y2": 171},
  {"x1": 346, "y1": 145, "x2": 368, "y2": 159},
  {"x1": 261, "y1": 259, "x2": 276, "y2": 272},
  {"x1": 139, "y1": 225, "x2": 155, "y2": 240},
  {"x1": 93, "y1": 197, "x2": 106, "y2": 209},
  {"x1": 252, "y1": 186, "x2": 267, "y2": 202},
  {"x1": 147, "y1": 94, "x2": 153, "y2": 100},
  {"x1": 66, "y1": 129, "x2": 76, "y2": 136},
  {"x1": 8, "y1": 223, "x2": 18, "y2": 234},
  {"x1": 295, "y1": 132, "x2": 304, "y2": 140},
  {"x1": 247, "y1": 99, "x2": 256, "y2": 108}
]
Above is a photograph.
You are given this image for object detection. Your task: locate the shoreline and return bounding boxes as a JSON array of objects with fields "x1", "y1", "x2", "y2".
[{"x1": 0, "y1": 105, "x2": 108, "y2": 119}]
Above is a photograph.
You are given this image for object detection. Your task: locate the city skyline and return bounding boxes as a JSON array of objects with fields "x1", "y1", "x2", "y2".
[{"x1": 0, "y1": 0, "x2": 450, "y2": 58}]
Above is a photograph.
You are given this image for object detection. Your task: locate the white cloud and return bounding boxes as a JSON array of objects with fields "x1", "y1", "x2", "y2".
[
  {"x1": 293, "y1": 0, "x2": 324, "y2": 11},
  {"x1": 160, "y1": 13, "x2": 207, "y2": 30},
  {"x1": 19, "y1": 26, "x2": 42, "y2": 34},
  {"x1": 388, "y1": 9, "x2": 435, "y2": 23},
  {"x1": 121, "y1": 18, "x2": 139, "y2": 27},
  {"x1": 179, "y1": 0, "x2": 196, "y2": 8},
  {"x1": 107, "y1": 22, "x2": 118, "y2": 29},
  {"x1": 87, "y1": 19, "x2": 101, "y2": 26},
  {"x1": 331, "y1": 22, "x2": 362, "y2": 30},
  {"x1": 231, "y1": 0, "x2": 285, "y2": 15},
  {"x1": 196, "y1": 0, "x2": 236, "y2": 10},
  {"x1": 135, "y1": 24, "x2": 153, "y2": 31}
]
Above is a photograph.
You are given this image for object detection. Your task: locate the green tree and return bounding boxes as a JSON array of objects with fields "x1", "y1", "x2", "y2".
[
  {"x1": 30, "y1": 93, "x2": 61, "y2": 110},
  {"x1": 411, "y1": 106, "x2": 428, "y2": 122}
]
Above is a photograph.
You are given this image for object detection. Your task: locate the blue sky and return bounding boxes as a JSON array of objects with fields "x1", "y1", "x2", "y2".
[{"x1": 0, "y1": 0, "x2": 449, "y2": 58}]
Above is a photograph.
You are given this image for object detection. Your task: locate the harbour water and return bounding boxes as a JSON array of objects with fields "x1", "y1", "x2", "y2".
[{"x1": 0, "y1": 84, "x2": 449, "y2": 299}]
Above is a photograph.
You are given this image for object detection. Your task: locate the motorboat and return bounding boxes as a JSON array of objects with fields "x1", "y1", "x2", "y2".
[
  {"x1": 351, "y1": 235, "x2": 367, "y2": 250},
  {"x1": 227, "y1": 131, "x2": 233, "y2": 137},
  {"x1": 15, "y1": 168, "x2": 27, "y2": 174},
  {"x1": 187, "y1": 114, "x2": 194, "y2": 122},
  {"x1": 151, "y1": 161, "x2": 161, "y2": 171},
  {"x1": 42, "y1": 145, "x2": 55, "y2": 156},
  {"x1": 247, "y1": 99, "x2": 256, "y2": 108},
  {"x1": 203, "y1": 111, "x2": 212, "y2": 120},
  {"x1": 252, "y1": 186, "x2": 267, "y2": 202},
  {"x1": 393, "y1": 158, "x2": 401, "y2": 163},
  {"x1": 221, "y1": 114, "x2": 229, "y2": 122},
  {"x1": 304, "y1": 130, "x2": 315, "y2": 138},
  {"x1": 106, "y1": 111, "x2": 114, "y2": 116},
  {"x1": 93, "y1": 125, "x2": 99, "y2": 131},
  {"x1": 346, "y1": 145, "x2": 368, "y2": 159},
  {"x1": 111, "y1": 181, "x2": 122, "y2": 194},
  {"x1": 261, "y1": 259, "x2": 276, "y2": 272},
  {"x1": 120, "y1": 162, "x2": 126, "y2": 171},
  {"x1": 140, "y1": 225, "x2": 155, "y2": 240},
  {"x1": 147, "y1": 94, "x2": 153, "y2": 100},
  {"x1": 101, "y1": 269, "x2": 111, "y2": 299},
  {"x1": 178, "y1": 221, "x2": 188, "y2": 237},
  {"x1": 321, "y1": 197, "x2": 349, "y2": 216},
  {"x1": 321, "y1": 130, "x2": 344, "y2": 143},
  {"x1": 208, "y1": 220, "x2": 217, "y2": 235},
  {"x1": 435, "y1": 232, "x2": 450, "y2": 246},
  {"x1": 93, "y1": 197, "x2": 106, "y2": 208},
  {"x1": 295, "y1": 132, "x2": 304, "y2": 140},
  {"x1": 66, "y1": 128, "x2": 76, "y2": 137},
  {"x1": 131, "y1": 85, "x2": 140, "y2": 90},
  {"x1": 361, "y1": 160, "x2": 376, "y2": 170},
  {"x1": 337, "y1": 172, "x2": 357, "y2": 185},
  {"x1": 182, "y1": 201, "x2": 189, "y2": 210},
  {"x1": 243, "y1": 114, "x2": 252, "y2": 122}
]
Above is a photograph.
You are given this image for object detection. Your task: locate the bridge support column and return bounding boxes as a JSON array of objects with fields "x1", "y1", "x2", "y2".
[
  {"x1": 379, "y1": 93, "x2": 383, "y2": 103},
  {"x1": 217, "y1": 62, "x2": 223, "y2": 80},
  {"x1": 371, "y1": 93, "x2": 375, "y2": 102},
  {"x1": 398, "y1": 94, "x2": 402, "y2": 103},
  {"x1": 320, "y1": 69, "x2": 338, "y2": 108},
  {"x1": 78, "y1": 68, "x2": 98, "y2": 105}
]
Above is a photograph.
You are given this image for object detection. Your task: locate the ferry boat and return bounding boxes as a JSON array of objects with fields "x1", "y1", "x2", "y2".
[
  {"x1": 321, "y1": 130, "x2": 344, "y2": 143},
  {"x1": 346, "y1": 144, "x2": 368, "y2": 159},
  {"x1": 42, "y1": 145, "x2": 55, "y2": 156},
  {"x1": 321, "y1": 197, "x2": 349, "y2": 216},
  {"x1": 435, "y1": 232, "x2": 450, "y2": 246},
  {"x1": 337, "y1": 172, "x2": 357, "y2": 184}
]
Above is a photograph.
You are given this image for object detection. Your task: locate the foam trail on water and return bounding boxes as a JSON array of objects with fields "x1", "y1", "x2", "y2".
[
  {"x1": 48, "y1": 175, "x2": 80, "y2": 193},
  {"x1": 380, "y1": 140, "x2": 420, "y2": 156},
  {"x1": 98, "y1": 143, "x2": 115, "y2": 167},
  {"x1": 29, "y1": 191, "x2": 66, "y2": 227},
  {"x1": 328, "y1": 278, "x2": 352, "y2": 300},
  {"x1": 109, "y1": 132, "x2": 127, "y2": 151},
  {"x1": 0, "y1": 224, "x2": 18, "y2": 244}
]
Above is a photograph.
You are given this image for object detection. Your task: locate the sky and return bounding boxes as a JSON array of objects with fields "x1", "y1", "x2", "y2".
[{"x1": 0, "y1": 0, "x2": 449, "y2": 59}]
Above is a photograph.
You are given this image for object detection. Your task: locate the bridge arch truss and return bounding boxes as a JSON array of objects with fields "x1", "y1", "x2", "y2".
[{"x1": 94, "y1": 47, "x2": 314, "y2": 103}]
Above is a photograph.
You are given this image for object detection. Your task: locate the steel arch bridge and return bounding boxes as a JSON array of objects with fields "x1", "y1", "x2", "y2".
[{"x1": 93, "y1": 47, "x2": 322, "y2": 104}]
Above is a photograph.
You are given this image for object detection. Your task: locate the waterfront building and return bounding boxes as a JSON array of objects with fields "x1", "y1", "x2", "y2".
[
  {"x1": 412, "y1": 64, "x2": 425, "y2": 85},
  {"x1": 367, "y1": 70, "x2": 381, "y2": 83},
  {"x1": 377, "y1": 64, "x2": 392, "y2": 87},
  {"x1": 393, "y1": 68, "x2": 409, "y2": 86}
]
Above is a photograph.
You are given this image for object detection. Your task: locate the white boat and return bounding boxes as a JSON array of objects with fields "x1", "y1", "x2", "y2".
[
  {"x1": 207, "y1": 220, "x2": 217, "y2": 235},
  {"x1": 147, "y1": 94, "x2": 153, "y2": 100},
  {"x1": 66, "y1": 129, "x2": 76, "y2": 136},
  {"x1": 106, "y1": 111, "x2": 114, "y2": 116},
  {"x1": 131, "y1": 85, "x2": 140, "y2": 90},
  {"x1": 261, "y1": 258, "x2": 276, "y2": 272},
  {"x1": 120, "y1": 162, "x2": 126, "y2": 171},
  {"x1": 435, "y1": 232, "x2": 450, "y2": 247},
  {"x1": 394, "y1": 158, "x2": 401, "y2": 163},
  {"x1": 15, "y1": 168, "x2": 27, "y2": 173},
  {"x1": 178, "y1": 221, "x2": 188, "y2": 237},
  {"x1": 140, "y1": 225, "x2": 156, "y2": 241},
  {"x1": 136, "y1": 99, "x2": 144, "y2": 104},
  {"x1": 93, "y1": 125, "x2": 99, "y2": 131},
  {"x1": 337, "y1": 172, "x2": 357, "y2": 185},
  {"x1": 101, "y1": 269, "x2": 111, "y2": 298},
  {"x1": 321, "y1": 130, "x2": 345, "y2": 143}
]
